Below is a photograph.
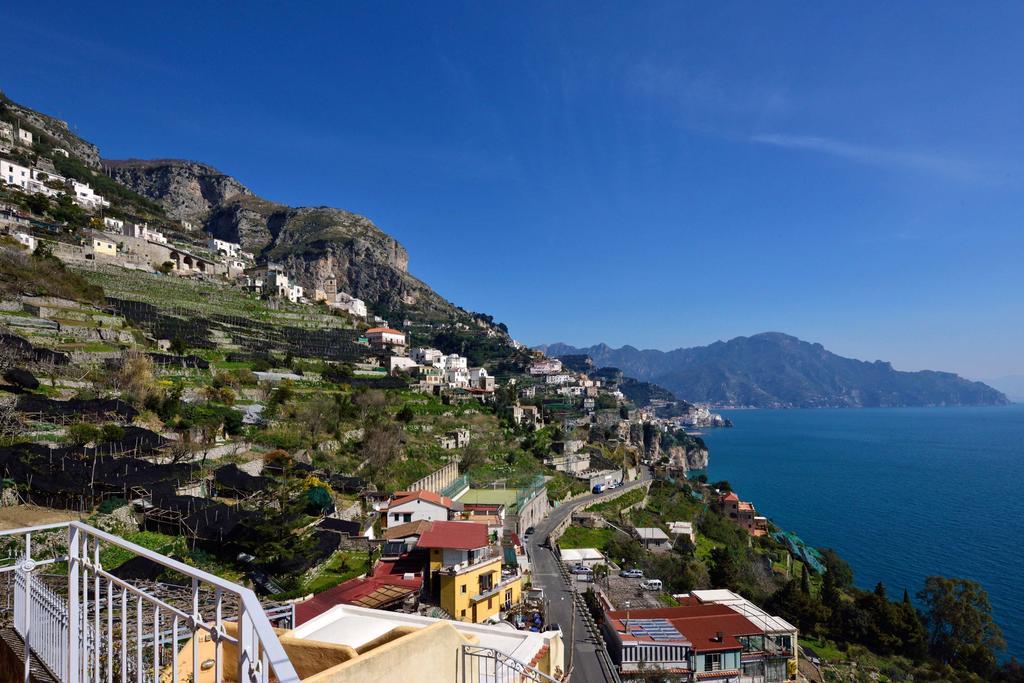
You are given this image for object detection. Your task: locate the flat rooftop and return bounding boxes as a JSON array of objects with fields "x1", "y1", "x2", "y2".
[{"x1": 291, "y1": 604, "x2": 553, "y2": 664}]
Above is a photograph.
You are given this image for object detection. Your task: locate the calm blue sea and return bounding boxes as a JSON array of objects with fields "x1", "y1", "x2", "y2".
[{"x1": 699, "y1": 404, "x2": 1024, "y2": 660}]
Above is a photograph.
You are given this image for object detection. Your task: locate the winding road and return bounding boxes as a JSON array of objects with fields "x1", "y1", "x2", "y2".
[{"x1": 525, "y1": 469, "x2": 651, "y2": 682}]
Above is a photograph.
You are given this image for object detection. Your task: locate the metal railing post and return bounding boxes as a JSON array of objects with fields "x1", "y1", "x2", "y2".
[
  {"x1": 67, "y1": 524, "x2": 80, "y2": 683},
  {"x1": 22, "y1": 532, "x2": 32, "y2": 683}
]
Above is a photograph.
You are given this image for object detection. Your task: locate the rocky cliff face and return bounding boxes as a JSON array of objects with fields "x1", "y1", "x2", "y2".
[
  {"x1": 668, "y1": 444, "x2": 708, "y2": 472},
  {"x1": 103, "y1": 159, "x2": 458, "y2": 316},
  {"x1": 103, "y1": 159, "x2": 252, "y2": 222},
  {"x1": 0, "y1": 92, "x2": 101, "y2": 167}
]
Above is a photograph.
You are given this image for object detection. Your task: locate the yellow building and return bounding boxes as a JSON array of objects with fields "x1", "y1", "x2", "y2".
[
  {"x1": 418, "y1": 520, "x2": 524, "y2": 624},
  {"x1": 437, "y1": 555, "x2": 523, "y2": 623},
  {"x1": 91, "y1": 236, "x2": 117, "y2": 256}
]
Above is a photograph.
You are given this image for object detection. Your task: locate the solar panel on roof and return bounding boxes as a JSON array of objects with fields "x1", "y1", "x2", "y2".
[{"x1": 624, "y1": 618, "x2": 686, "y2": 642}]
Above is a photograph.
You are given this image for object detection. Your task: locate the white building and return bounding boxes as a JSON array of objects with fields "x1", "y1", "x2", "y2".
[
  {"x1": 389, "y1": 356, "x2": 419, "y2": 374},
  {"x1": 366, "y1": 327, "x2": 406, "y2": 347},
  {"x1": 70, "y1": 180, "x2": 109, "y2": 210},
  {"x1": 288, "y1": 283, "x2": 304, "y2": 303},
  {"x1": 411, "y1": 347, "x2": 444, "y2": 366},
  {"x1": 123, "y1": 222, "x2": 166, "y2": 244},
  {"x1": 384, "y1": 490, "x2": 454, "y2": 527},
  {"x1": 668, "y1": 521, "x2": 696, "y2": 543},
  {"x1": 634, "y1": 527, "x2": 671, "y2": 550},
  {"x1": 560, "y1": 547, "x2": 606, "y2": 569},
  {"x1": 529, "y1": 359, "x2": 562, "y2": 375},
  {"x1": 13, "y1": 232, "x2": 36, "y2": 252},
  {"x1": 2, "y1": 159, "x2": 32, "y2": 190},
  {"x1": 333, "y1": 291, "x2": 367, "y2": 317},
  {"x1": 445, "y1": 366, "x2": 470, "y2": 388},
  {"x1": 469, "y1": 367, "x2": 495, "y2": 391},
  {"x1": 103, "y1": 217, "x2": 125, "y2": 231},
  {"x1": 0, "y1": 122, "x2": 12, "y2": 142},
  {"x1": 442, "y1": 354, "x2": 468, "y2": 371},
  {"x1": 545, "y1": 373, "x2": 574, "y2": 385},
  {"x1": 16, "y1": 128, "x2": 32, "y2": 146},
  {"x1": 208, "y1": 237, "x2": 241, "y2": 258}
]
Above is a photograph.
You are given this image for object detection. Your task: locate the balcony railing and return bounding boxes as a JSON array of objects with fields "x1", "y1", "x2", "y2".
[
  {"x1": 0, "y1": 521, "x2": 299, "y2": 683},
  {"x1": 461, "y1": 645, "x2": 560, "y2": 683}
]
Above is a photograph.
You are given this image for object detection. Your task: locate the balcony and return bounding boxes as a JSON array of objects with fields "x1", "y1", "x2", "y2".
[
  {"x1": 0, "y1": 521, "x2": 299, "y2": 683},
  {"x1": 0, "y1": 522, "x2": 559, "y2": 683}
]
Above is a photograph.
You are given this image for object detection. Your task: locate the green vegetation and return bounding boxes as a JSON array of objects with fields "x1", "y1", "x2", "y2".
[
  {"x1": 557, "y1": 526, "x2": 615, "y2": 550},
  {"x1": 0, "y1": 241, "x2": 103, "y2": 303}
]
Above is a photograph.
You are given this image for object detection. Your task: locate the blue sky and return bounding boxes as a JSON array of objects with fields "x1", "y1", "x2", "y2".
[{"x1": 4, "y1": 2, "x2": 1023, "y2": 378}]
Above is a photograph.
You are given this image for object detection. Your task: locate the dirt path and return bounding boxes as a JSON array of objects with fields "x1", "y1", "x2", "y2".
[{"x1": 0, "y1": 504, "x2": 88, "y2": 531}]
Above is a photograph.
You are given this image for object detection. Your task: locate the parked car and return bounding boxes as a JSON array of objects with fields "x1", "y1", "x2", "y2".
[
  {"x1": 592, "y1": 484, "x2": 605, "y2": 494},
  {"x1": 639, "y1": 579, "x2": 663, "y2": 591},
  {"x1": 525, "y1": 526, "x2": 535, "y2": 536},
  {"x1": 620, "y1": 568, "x2": 644, "y2": 578},
  {"x1": 570, "y1": 564, "x2": 592, "y2": 574}
]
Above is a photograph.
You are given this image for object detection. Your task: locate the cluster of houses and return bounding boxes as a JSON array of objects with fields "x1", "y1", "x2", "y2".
[
  {"x1": 294, "y1": 478, "x2": 549, "y2": 632},
  {"x1": 360, "y1": 329, "x2": 496, "y2": 395},
  {"x1": 2, "y1": 155, "x2": 109, "y2": 210}
]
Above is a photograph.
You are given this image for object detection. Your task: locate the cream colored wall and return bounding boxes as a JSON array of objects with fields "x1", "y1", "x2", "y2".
[{"x1": 305, "y1": 622, "x2": 468, "y2": 683}]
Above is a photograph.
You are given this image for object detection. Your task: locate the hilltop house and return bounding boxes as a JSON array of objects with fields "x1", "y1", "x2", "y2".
[
  {"x1": 207, "y1": 237, "x2": 241, "y2": 258},
  {"x1": 411, "y1": 347, "x2": 444, "y2": 366},
  {"x1": 718, "y1": 491, "x2": 769, "y2": 537},
  {"x1": 366, "y1": 326, "x2": 406, "y2": 348},
  {"x1": 384, "y1": 490, "x2": 455, "y2": 528},
  {"x1": 634, "y1": 527, "x2": 671, "y2": 550},
  {"x1": 529, "y1": 358, "x2": 563, "y2": 375},
  {"x1": 13, "y1": 231, "x2": 36, "y2": 252}
]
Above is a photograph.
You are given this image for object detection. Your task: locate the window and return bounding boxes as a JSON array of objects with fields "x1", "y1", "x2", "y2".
[
  {"x1": 403, "y1": 513, "x2": 412, "y2": 522},
  {"x1": 460, "y1": 609, "x2": 466, "y2": 618},
  {"x1": 488, "y1": 597, "x2": 493, "y2": 609},
  {"x1": 504, "y1": 589, "x2": 513, "y2": 609},
  {"x1": 706, "y1": 653, "x2": 722, "y2": 671},
  {"x1": 461, "y1": 584, "x2": 467, "y2": 594}
]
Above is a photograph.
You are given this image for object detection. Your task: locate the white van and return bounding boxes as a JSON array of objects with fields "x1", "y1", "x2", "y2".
[{"x1": 639, "y1": 579, "x2": 663, "y2": 591}]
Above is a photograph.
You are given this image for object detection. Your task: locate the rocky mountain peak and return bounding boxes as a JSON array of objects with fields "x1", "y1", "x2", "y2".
[{"x1": 102, "y1": 158, "x2": 253, "y2": 222}]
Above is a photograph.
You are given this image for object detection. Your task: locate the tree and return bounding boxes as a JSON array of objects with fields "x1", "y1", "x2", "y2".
[
  {"x1": 169, "y1": 336, "x2": 188, "y2": 356},
  {"x1": 820, "y1": 548, "x2": 853, "y2": 588},
  {"x1": 709, "y1": 546, "x2": 742, "y2": 590},
  {"x1": 396, "y1": 405, "x2": 415, "y2": 423},
  {"x1": 116, "y1": 351, "x2": 157, "y2": 407},
  {"x1": 800, "y1": 564, "x2": 812, "y2": 595},
  {"x1": 918, "y1": 576, "x2": 1005, "y2": 676},
  {"x1": 672, "y1": 535, "x2": 695, "y2": 558},
  {"x1": 361, "y1": 422, "x2": 404, "y2": 477},
  {"x1": 67, "y1": 423, "x2": 101, "y2": 445}
]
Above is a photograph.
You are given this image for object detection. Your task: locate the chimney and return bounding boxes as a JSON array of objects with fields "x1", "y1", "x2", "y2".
[{"x1": 714, "y1": 631, "x2": 723, "y2": 643}]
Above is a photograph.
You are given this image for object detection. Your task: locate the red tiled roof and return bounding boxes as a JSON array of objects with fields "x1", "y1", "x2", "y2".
[
  {"x1": 416, "y1": 520, "x2": 489, "y2": 550},
  {"x1": 387, "y1": 490, "x2": 454, "y2": 510},
  {"x1": 721, "y1": 491, "x2": 740, "y2": 502},
  {"x1": 366, "y1": 327, "x2": 404, "y2": 335},
  {"x1": 606, "y1": 604, "x2": 761, "y2": 653}
]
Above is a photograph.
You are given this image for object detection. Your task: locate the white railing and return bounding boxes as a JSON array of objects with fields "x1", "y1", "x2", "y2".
[
  {"x1": 461, "y1": 644, "x2": 562, "y2": 683},
  {"x1": 0, "y1": 521, "x2": 300, "y2": 683},
  {"x1": 14, "y1": 572, "x2": 71, "y2": 681}
]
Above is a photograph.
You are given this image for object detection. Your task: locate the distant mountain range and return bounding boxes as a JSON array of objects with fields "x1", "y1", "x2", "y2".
[{"x1": 538, "y1": 333, "x2": 1009, "y2": 408}]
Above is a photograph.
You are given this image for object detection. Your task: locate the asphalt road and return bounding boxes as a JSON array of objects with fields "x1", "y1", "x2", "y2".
[{"x1": 525, "y1": 469, "x2": 651, "y2": 682}]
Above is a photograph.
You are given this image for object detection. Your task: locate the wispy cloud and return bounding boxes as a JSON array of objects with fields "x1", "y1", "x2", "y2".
[
  {"x1": 628, "y1": 61, "x2": 792, "y2": 127},
  {"x1": 751, "y1": 133, "x2": 986, "y2": 183}
]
